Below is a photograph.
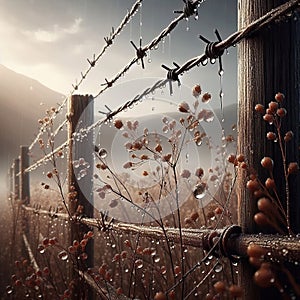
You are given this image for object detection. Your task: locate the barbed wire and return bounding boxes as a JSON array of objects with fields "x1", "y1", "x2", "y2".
[
  {"x1": 25, "y1": 141, "x2": 69, "y2": 174},
  {"x1": 84, "y1": 0, "x2": 300, "y2": 135},
  {"x1": 25, "y1": 0, "x2": 300, "y2": 172},
  {"x1": 28, "y1": 0, "x2": 143, "y2": 151},
  {"x1": 93, "y1": 0, "x2": 203, "y2": 99}
]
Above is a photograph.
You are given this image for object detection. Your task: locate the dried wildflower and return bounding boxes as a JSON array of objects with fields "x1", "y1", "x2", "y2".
[
  {"x1": 284, "y1": 130, "x2": 294, "y2": 142},
  {"x1": 181, "y1": 169, "x2": 191, "y2": 179},
  {"x1": 123, "y1": 161, "x2": 133, "y2": 169},
  {"x1": 192, "y1": 84, "x2": 202, "y2": 97},
  {"x1": 227, "y1": 154, "x2": 236, "y2": 164},
  {"x1": 113, "y1": 119, "x2": 123, "y2": 129},
  {"x1": 162, "y1": 154, "x2": 172, "y2": 162},
  {"x1": 47, "y1": 172, "x2": 53, "y2": 179},
  {"x1": 288, "y1": 162, "x2": 299, "y2": 175},
  {"x1": 202, "y1": 92, "x2": 211, "y2": 103},
  {"x1": 155, "y1": 143, "x2": 162, "y2": 152},
  {"x1": 178, "y1": 102, "x2": 190, "y2": 113}
]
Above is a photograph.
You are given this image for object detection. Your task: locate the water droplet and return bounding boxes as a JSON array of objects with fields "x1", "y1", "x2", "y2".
[
  {"x1": 58, "y1": 251, "x2": 68, "y2": 261},
  {"x1": 162, "y1": 126, "x2": 169, "y2": 133},
  {"x1": 214, "y1": 263, "x2": 223, "y2": 273},
  {"x1": 282, "y1": 249, "x2": 288, "y2": 256},
  {"x1": 201, "y1": 58, "x2": 208, "y2": 66},
  {"x1": 204, "y1": 259, "x2": 210, "y2": 266},
  {"x1": 154, "y1": 256, "x2": 160, "y2": 263},
  {"x1": 73, "y1": 160, "x2": 80, "y2": 168},
  {"x1": 6, "y1": 286, "x2": 13, "y2": 295},
  {"x1": 135, "y1": 259, "x2": 143, "y2": 269},
  {"x1": 232, "y1": 261, "x2": 238, "y2": 267},
  {"x1": 98, "y1": 148, "x2": 108, "y2": 158},
  {"x1": 210, "y1": 58, "x2": 216, "y2": 64},
  {"x1": 193, "y1": 183, "x2": 206, "y2": 199},
  {"x1": 204, "y1": 111, "x2": 214, "y2": 122}
]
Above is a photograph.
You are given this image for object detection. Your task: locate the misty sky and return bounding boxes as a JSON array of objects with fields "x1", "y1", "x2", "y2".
[{"x1": 0, "y1": 0, "x2": 237, "y2": 100}]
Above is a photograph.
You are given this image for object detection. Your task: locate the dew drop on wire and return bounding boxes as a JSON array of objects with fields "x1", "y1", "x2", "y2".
[
  {"x1": 214, "y1": 263, "x2": 223, "y2": 273},
  {"x1": 98, "y1": 148, "x2": 108, "y2": 158}
]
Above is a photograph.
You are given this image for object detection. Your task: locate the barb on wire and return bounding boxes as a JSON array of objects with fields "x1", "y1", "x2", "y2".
[
  {"x1": 174, "y1": 0, "x2": 200, "y2": 19},
  {"x1": 101, "y1": 78, "x2": 113, "y2": 88},
  {"x1": 130, "y1": 37, "x2": 147, "y2": 69},
  {"x1": 104, "y1": 27, "x2": 114, "y2": 46},
  {"x1": 162, "y1": 62, "x2": 181, "y2": 95}
]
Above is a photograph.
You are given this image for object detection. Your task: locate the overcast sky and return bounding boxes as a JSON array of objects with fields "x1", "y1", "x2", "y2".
[{"x1": 0, "y1": 0, "x2": 237, "y2": 103}]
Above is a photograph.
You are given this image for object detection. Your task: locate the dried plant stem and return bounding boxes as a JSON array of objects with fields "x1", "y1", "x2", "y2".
[{"x1": 276, "y1": 125, "x2": 291, "y2": 235}]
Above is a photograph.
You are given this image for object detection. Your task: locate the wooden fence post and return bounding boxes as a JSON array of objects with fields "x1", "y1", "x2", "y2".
[
  {"x1": 20, "y1": 146, "x2": 30, "y2": 205},
  {"x1": 9, "y1": 164, "x2": 14, "y2": 200},
  {"x1": 237, "y1": 0, "x2": 300, "y2": 298},
  {"x1": 14, "y1": 158, "x2": 20, "y2": 200},
  {"x1": 68, "y1": 94, "x2": 94, "y2": 299}
]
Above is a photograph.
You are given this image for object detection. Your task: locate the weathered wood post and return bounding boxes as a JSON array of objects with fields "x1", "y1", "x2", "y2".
[
  {"x1": 20, "y1": 146, "x2": 30, "y2": 204},
  {"x1": 13, "y1": 158, "x2": 20, "y2": 200},
  {"x1": 9, "y1": 164, "x2": 14, "y2": 200},
  {"x1": 20, "y1": 146, "x2": 30, "y2": 259},
  {"x1": 237, "y1": 0, "x2": 300, "y2": 298},
  {"x1": 67, "y1": 94, "x2": 94, "y2": 299}
]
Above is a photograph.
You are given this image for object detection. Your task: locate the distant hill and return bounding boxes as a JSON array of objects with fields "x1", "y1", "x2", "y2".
[{"x1": 0, "y1": 65, "x2": 64, "y2": 171}]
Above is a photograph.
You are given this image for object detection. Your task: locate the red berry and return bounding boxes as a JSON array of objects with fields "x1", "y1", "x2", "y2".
[
  {"x1": 266, "y1": 132, "x2": 276, "y2": 140},
  {"x1": 114, "y1": 119, "x2": 123, "y2": 129},
  {"x1": 228, "y1": 285, "x2": 243, "y2": 297},
  {"x1": 277, "y1": 108, "x2": 287, "y2": 118},
  {"x1": 247, "y1": 243, "x2": 267, "y2": 258},
  {"x1": 237, "y1": 154, "x2": 245, "y2": 162},
  {"x1": 284, "y1": 131, "x2": 294, "y2": 142},
  {"x1": 254, "y1": 266, "x2": 275, "y2": 288},
  {"x1": 246, "y1": 179, "x2": 260, "y2": 192},
  {"x1": 214, "y1": 281, "x2": 226, "y2": 293},
  {"x1": 288, "y1": 162, "x2": 299, "y2": 174},
  {"x1": 190, "y1": 211, "x2": 199, "y2": 221},
  {"x1": 255, "y1": 104, "x2": 264, "y2": 113},
  {"x1": 265, "y1": 178, "x2": 275, "y2": 189},
  {"x1": 263, "y1": 114, "x2": 274, "y2": 124},
  {"x1": 154, "y1": 292, "x2": 167, "y2": 300},
  {"x1": 268, "y1": 101, "x2": 278, "y2": 113},
  {"x1": 261, "y1": 157, "x2": 274, "y2": 170},
  {"x1": 227, "y1": 154, "x2": 236, "y2": 164},
  {"x1": 275, "y1": 92, "x2": 285, "y2": 102}
]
